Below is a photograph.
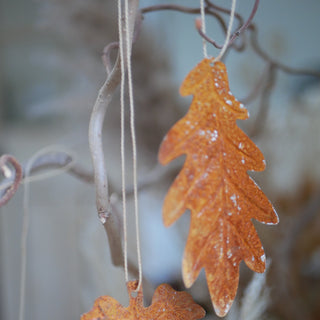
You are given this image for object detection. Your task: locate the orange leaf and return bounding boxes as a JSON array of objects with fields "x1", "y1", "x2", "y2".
[
  {"x1": 158, "y1": 58, "x2": 279, "y2": 317},
  {"x1": 81, "y1": 280, "x2": 205, "y2": 319}
]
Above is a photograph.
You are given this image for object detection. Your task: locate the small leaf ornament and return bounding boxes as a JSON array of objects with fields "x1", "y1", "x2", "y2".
[
  {"x1": 81, "y1": 280, "x2": 205, "y2": 319},
  {"x1": 158, "y1": 58, "x2": 279, "y2": 317}
]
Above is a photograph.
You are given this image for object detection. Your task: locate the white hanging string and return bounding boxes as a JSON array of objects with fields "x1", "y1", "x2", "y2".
[
  {"x1": 200, "y1": 0, "x2": 208, "y2": 58},
  {"x1": 118, "y1": 0, "x2": 143, "y2": 290},
  {"x1": 124, "y1": 0, "x2": 143, "y2": 292},
  {"x1": 212, "y1": 0, "x2": 237, "y2": 63},
  {"x1": 18, "y1": 145, "x2": 75, "y2": 320},
  {"x1": 18, "y1": 156, "x2": 32, "y2": 320},
  {"x1": 117, "y1": 0, "x2": 129, "y2": 282}
]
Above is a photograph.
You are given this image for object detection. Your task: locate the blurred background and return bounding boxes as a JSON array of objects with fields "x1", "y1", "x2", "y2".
[{"x1": 1, "y1": 0, "x2": 320, "y2": 319}]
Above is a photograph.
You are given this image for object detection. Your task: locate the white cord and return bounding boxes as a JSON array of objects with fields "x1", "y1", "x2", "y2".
[
  {"x1": 18, "y1": 159, "x2": 30, "y2": 320},
  {"x1": 118, "y1": 0, "x2": 143, "y2": 290},
  {"x1": 118, "y1": 0, "x2": 129, "y2": 283},
  {"x1": 213, "y1": 0, "x2": 237, "y2": 63},
  {"x1": 124, "y1": 0, "x2": 143, "y2": 292},
  {"x1": 200, "y1": 0, "x2": 208, "y2": 58},
  {"x1": 18, "y1": 145, "x2": 75, "y2": 320}
]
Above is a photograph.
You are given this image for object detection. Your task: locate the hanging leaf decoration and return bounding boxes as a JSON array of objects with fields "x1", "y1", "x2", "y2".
[
  {"x1": 81, "y1": 280, "x2": 205, "y2": 319},
  {"x1": 158, "y1": 58, "x2": 279, "y2": 317}
]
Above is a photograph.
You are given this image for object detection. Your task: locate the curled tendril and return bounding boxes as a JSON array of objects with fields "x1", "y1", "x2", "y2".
[{"x1": 0, "y1": 155, "x2": 23, "y2": 207}]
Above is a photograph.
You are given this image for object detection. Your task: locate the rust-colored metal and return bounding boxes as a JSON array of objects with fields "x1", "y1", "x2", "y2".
[
  {"x1": 159, "y1": 58, "x2": 278, "y2": 317},
  {"x1": 81, "y1": 280, "x2": 205, "y2": 319}
]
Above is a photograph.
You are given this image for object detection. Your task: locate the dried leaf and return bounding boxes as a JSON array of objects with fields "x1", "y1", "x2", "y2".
[
  {"x1": 158, "y1": 58, "x2": 279, "y2": 317},
  {"x1": 81, "y1": 280, "x2": 205, "y2": 319}
]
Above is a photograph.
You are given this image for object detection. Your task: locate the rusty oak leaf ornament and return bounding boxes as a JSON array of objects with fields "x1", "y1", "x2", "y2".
[
  {"x1": 158, "y1": 58, "x2": 279, "y2": 317},
  {"x1": 81, "y1": 280, "x2": 205, "y2": 319}
]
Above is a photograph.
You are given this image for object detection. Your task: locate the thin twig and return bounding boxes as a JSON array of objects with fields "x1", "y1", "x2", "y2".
[
  {"x1": 0, "y1": 155, "x2": 23, "y2": 207},
  {"x1": 249, "y1": 64, "x2": 277, "y2": 137},
  {"x1": 205, "y1": 0, "x2": 244, "y2": 26},
  {"x1": 125, "y1": 164, "x2": 173, "y2": 197},
  {"x1": 141, "y1": 5, "x2": 228, "y2": 41},
  {"x1": 196, "y1": 0, "x2": 259, "y2": 50},
  {"x1": 142, "y1": 2, "x2": 320, "y2": 79},
  {"x1": 0, "y1": 151, "x2": 168, "y2": 211},
  {"x1": 205, "y1": 0, "x2": 246, "y2": 51},
  {"x1": 249, "y1": 25, "x2": 320, "y2": 77},
  {"x1": 195, "y1": 18, "x2": 222, "y2": 49},
  {"x1": 141, "y1": 4, "x2": 203, "y2": 15},
  {"x1": 229, "y1": 0, "x2": 259, "y2": 44},
  {"x1": 0, "y1": 151, "x2": 94, "y2": 206},
  {"x1": 24, "y1": 151, "x2": 94, "y2": 183},
  {"x1": 241, "y1": 64, "x2": 271, "y2": 105}
]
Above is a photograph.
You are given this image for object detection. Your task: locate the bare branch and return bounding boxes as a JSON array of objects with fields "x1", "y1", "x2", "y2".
[
  {"x1": 249, "y1": 64, "x2": 277, "y2": 137},
  {"x1": 249, "y1": 25, "x2": 320, "y2": 77},
  {"x1": 142, "y1": 2, "x2": 320, "y2": 79},
  {"x1": 141, "y1": 4, "x2": 202, "y2": 15},
  {"x1": 124, "y1": 163, "x2": 176, "y2": 197},
  {"x1": 229, "y1": 0, "x2": 259, "y2": 44},
  {"x1": 195, "y1": 18, "x2": 222, "y2": 49},
  {"x1": 24, "y1": 151, "x2": 94, "y2": 184},
  {"x1": 88, "y1": 0, "x2": 140, "y2": 267},
  {"x1": 0, "y1": 149, "x2": 168, "y2": 214},
  {"x1": 205, "y1": 0, "x2": 244, "y2": 26},
  {"x1": 0, "y1": 150, "x2": 95, "y2": 210},
  {"x1": 196, "y1": 0, "x2": 259, "y2": 51},
  {"x1": 241, "y1": 64, "x2": 271, "y2": 105},
  {"x1": 141, "y1": 5, "x2": 228, "y2": 40}
]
